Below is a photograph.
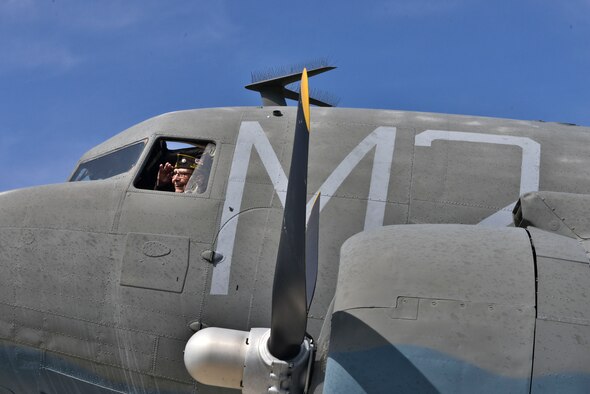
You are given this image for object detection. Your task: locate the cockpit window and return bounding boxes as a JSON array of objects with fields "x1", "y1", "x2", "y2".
[
  {"x1": 70, "y1": 141, "x2": 146, "y2": 182},
  {"x1": 134, "y1": 138, "x2": 215, "y2": 194}
]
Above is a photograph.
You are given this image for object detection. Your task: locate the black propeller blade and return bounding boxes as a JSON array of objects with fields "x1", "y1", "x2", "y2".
[
  {"x1": 306, "y1": 193, "x2": 320, "y2": 311},
  {"x1": 268, "y1": 68, "x2": 312, "y2": 360}
]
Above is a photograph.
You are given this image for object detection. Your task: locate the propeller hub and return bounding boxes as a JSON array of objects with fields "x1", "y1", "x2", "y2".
[{"x1": 184, "y1": 327, "x2": 314, "y2": 393}]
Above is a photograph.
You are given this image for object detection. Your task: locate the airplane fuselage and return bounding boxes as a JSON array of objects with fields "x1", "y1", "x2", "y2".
[{"x1": 0, "y1": 106, "x2": 589, "y2": 393}]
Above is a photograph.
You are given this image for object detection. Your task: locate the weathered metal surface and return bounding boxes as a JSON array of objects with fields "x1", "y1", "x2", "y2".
[
  {"x1": 527, "y1": 227, "x2": 588, "y2": 262},
  {"x1": 514, "y1": 191, "x2": 590, "y2": 239},
  {"x1": 530, "y1": 227, "x2": 590, "y2": 392},
  {"x1": 531, "y1": 320, "x2": 590, "y2": 393},
  {"x1": 535, "y1": 256, "x2": 590, "y2": 324},
  {"x1": 121, "y1": 233, "x2": 190, "y2": 293}
]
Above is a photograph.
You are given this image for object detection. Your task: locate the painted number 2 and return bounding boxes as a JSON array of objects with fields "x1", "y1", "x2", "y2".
[{"x1": 415, "y1": 130, "x2": 541, "y2": 227}]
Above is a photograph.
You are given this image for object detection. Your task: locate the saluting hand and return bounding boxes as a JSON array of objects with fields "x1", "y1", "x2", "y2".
[{"x1": 157, "y1": 162, "x2": 174, "y2": 186}]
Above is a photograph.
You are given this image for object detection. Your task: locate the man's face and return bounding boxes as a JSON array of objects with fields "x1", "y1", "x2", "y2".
[{"x1": 172, "y1": 168, "x2": 193, "y2": 193}]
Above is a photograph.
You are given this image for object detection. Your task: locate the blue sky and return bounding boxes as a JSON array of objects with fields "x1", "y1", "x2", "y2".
[{"x1": 0, "y1": 0, "x2": 589, "y2": 191}]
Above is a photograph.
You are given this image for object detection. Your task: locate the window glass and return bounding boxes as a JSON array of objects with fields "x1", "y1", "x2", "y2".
[
  {"x1": 70, "y1": 141, "x2": 145, "y2": 182},
  {"x1": 134, "y1": 138, "x2": 215, "y2": 194}
]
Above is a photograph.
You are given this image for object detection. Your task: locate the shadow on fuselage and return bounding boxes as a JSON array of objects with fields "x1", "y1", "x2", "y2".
[{"x1": 323, "y1": 312, "x2": 439, "y2": 393}]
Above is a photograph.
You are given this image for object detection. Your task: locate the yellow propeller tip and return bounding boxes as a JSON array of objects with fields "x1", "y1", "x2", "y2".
[{"x1": 301, "y1": 68, "x2": 310, "y2": 132}]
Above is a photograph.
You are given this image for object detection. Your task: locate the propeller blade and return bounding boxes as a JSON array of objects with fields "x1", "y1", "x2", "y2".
[
  {"x1": 268, "y1": 68, "x2": 311, "y2": 360},
  {"x1": 306, "y1": 192, "x2": 320, "y2": 311}
]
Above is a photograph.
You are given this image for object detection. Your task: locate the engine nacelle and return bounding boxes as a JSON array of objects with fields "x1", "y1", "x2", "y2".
[{"x1": 323, "y1": 224, "x2": 537, "y2": 393}]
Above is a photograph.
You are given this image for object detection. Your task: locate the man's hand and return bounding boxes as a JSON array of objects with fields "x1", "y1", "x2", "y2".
[{"x1": 156, "y1": 162, "x2": 174, "y2": 186}]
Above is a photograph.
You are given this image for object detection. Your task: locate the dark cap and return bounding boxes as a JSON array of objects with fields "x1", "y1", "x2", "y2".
[{"x1": 175, "y1": 154, "x2": 198, "y2": 170}]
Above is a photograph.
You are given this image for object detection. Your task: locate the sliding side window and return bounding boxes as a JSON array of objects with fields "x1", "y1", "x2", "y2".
[{"x1": 134, "y1": 138, "x2": 215, "y2": 194}]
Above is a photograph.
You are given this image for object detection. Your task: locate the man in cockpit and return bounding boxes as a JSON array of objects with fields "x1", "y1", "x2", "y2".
[{"x1": 155, "y1": 153, "x2": 197, "y2": 193}]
